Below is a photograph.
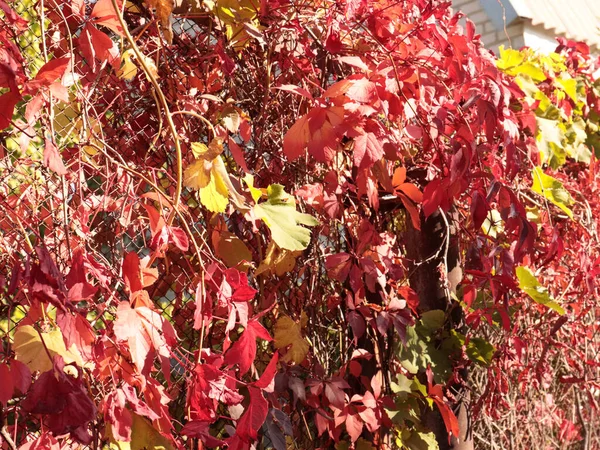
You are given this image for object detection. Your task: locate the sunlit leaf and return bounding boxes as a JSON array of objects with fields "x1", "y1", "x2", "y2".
[
  {"x1": 516, "y1": 266, "x2": 565, "y2": 314},
  {"x1": 254, "y1": 184, "x2": 318, "y2": 251},
  {"x1": 531, "y1": 167, "x2": 574, "y2": 218},
  {"x1": 14, "y1": 325, "x2": 82, "y2": 372}
]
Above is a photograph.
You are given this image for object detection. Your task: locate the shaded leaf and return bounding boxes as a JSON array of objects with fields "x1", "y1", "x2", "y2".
[{"x1": 274, "y1": 313, "x2": 310, "y2": 364}]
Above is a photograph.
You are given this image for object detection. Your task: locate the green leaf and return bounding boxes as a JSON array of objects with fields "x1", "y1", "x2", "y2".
[
  {"x1": 531, "y1": 167, "x2": 574, "y2": 218},
  {"x1": 420, "y1": 310, "x2": 445, "y2": 331},
  {"x1": 466, "y1": 337, "x2": 495, "y2": 366},
  {"x1": 511, "y1": 62, "x2": 546, "y2": 82},
  {"x1": 254, "y1": 184, "x2": 319, "y2": 251},
  {"x1": 496, "y1": 46, "x2": 524, "y2": 71},
  {"x1": 516, "y1": 266, "x2": 565, "y2": 315},
  {"x1": 555, "y1": 76, "x2": 578, "y2": 102},
  {"x1": 536, "y1": 117, "x2": 566, "y2": 168},
  {"x1": 391, "y1": 373, "x2": 413, "y2": 396},
  {"x1": 400, "y1": 429, "x2": 440, "y2": 450}
]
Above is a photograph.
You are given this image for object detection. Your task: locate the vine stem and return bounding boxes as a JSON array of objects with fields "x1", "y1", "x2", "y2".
[
  {"x1": 85, "y1": 142, "x2": 205, "y2": 270},
  {"x1": 110, "y1": 0, "x2": 183, "y2": 211}
]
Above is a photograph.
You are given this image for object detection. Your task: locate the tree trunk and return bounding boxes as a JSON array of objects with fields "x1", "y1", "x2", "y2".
[{"x1": 404, "y1": 210, "x2": 473, "y2": 450}]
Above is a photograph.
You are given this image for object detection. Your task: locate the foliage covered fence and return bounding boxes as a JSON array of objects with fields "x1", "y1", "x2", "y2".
[{"x1": 1, "y1": 0, "x2": 600, "y2": 449}]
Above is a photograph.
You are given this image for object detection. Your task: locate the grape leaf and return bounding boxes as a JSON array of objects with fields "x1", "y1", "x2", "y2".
[
  {"x1": 224, "y1": 320, "x2": 271, "y2": 375},
  {"x1": 254, "y1": 184, "x2": 318, "y2": 251},
  {"x1": 516, "y1": 266, "x2": 565, "y2": 314},
  {"x1": 13, "y1": 325, "x2": 82, "y2": 373},
  {"x1": 531, "y1": 167, "x2": 574, "y2": 219},
  {"x1": 255, "y1": 240, "x2": 301, "y2": 276},
  {"x1": 274, "y1": 313, "x2": 310, "y2": 364}
]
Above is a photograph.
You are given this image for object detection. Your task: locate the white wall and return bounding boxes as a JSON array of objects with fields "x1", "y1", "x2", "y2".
[
  {"x1": 452, "y1": 0, "x2": 525, "y2": 55},
  {"x1": 522, "y1": 24, "x2": 561, "y2": 53}
]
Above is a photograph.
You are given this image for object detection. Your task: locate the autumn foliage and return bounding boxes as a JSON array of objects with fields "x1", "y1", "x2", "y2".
[{"x1": 1, "y1": 0, "x2": 600, "y2": 449}]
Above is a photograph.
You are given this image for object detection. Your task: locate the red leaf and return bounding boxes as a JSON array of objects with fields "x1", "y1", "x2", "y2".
[
  {"x1": 254, "y1": 352, "x2": 279, "y2": 389},
  {"x1": 0, "y1": 363, "x2": 14, "y2": 405},
  {"x1": 113, "y1": 303, "x2": 177, "y2": 377},
  {"x1": 345, "y1": 410, "x2": 363, "y2": 442},
  {"x1": 228, "y1": 137, "x2": 250, "y2": 173},
  {"x1": 77, "y1": 24, "x2": 117, "y2": 73},
  {"x1": 122, "y1": 252, "x2": 143, "y2": 293},
  {"x1": 104, "y1": 389, "x2": 133, "y2": 442},
  {"x1": 432, "y1": 397, "x2": 460, "y2": 442},
  {"x1": 27, "y1": 57, "x2": 70, "y2": 92},
  {"x1": 224, "y1": 320, "x2": 271, "y2": 375},
  {"x1": 181, "y1": 421, "x2": 225, "y2": 447},
  {"x1": 400, "y1": 193, "x2": 421, "y2": 230},
  {"x1": 353, "y1": 130, "x2": 383, "y2": 169},
  {"x1": 142, "y1": 203, "x2": 166, "y2": 238},
  {"x1": 0, "y1": 91, "x2": 20, "y2": 130},
  {"x1": 284, "y1": 106, "x2": 344, "y2": 162},
  {"x1": 283, "y1": 114, "x2": 310, "y2": 161},
  {"x1": 0, "y1": 0, "x2": 28, "y2": 29},
  {"x1": 168, "y1": 226, "x2": 189, "y2": 252},
  {"x1": 325, "y1": 253, "x2": 353, "y2": 282},
  {"x1": 235, "y1": 387, "x2": 268, "y2": 442},
  {"x1": 22, "y1": 367, "x2": 97, "y2": 443},
  {"x1": 346, "y1": 78, "x2": 378, "y2": 103},
  {"x1": 397, "y1": 286, "x2": 419, "y2": 314},
  {"x1": 10, "y1": 360, "x2": 31, "y2": 395},
  {"x1": 471, "y1": 191, "x2": 489, "y2": 230},
  {"x1": 57, "y1": 311, "x2": 96, "y2": 361},
  {"x1": 324, "y1": 378, "x2": 350, "y2": 409},
  {"x1": 224, "y1": 268, "x2": 257, "y2": 302},
  {"x1": 90, "y1": 0, "x2": 124, "y2": 35},
  {"x1": 422, "y1": 178, "x2": 450, "y2": 217},
  {"x1": 274, "y1": 84, "x2": 313, "y2": 100},
  {"x1": 65, "y1": 248, "x2": 98, "y2": 301}
]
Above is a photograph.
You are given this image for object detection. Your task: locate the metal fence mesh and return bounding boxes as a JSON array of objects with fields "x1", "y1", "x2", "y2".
[{"x1": 2, "y1": 1, "x2": 600, "y2": 450}]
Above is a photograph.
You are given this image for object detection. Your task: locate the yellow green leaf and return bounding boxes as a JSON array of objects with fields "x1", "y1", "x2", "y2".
[
  {"x1": 531, "y1": 167, "x2": 574, "y2": 218},
  {"x1": 555, "y1": 76, "x2": 578, "y2": 103},
  {"x1": 536, "y1": 117, "x2": 566, "y2": 168},
  {"x1": 511, "y1": 62, "x2": 546, "y2": 82},
  {"x1": 516, "y1": 266, "x2": 565, "y2": 314},
  {"x1": 496, "y1": 46, "x2": 524, "y2": 71},
  {"x1": 274, "y1": 313, "x2": 310, "y2": 364},
  {"x1": 254, "y1": 184, "x2": 318, "y2": 251},
  {"x1": 190, "y1": 142, "x2": 209, "y2": 158}
]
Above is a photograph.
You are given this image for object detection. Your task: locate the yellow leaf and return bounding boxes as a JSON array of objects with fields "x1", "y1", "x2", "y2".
[
  {"x1": 117, "y1": 49, "x2": 138, "y2": 80},
  {"x1": 199, "y1": 166, "x2": 229, "y2": 212},
  {"x1": 13, "y1": 325, "x2": 82, "y2": 372},
  {"x1": 185, "y1": 138, "x2": 232, "y2": 212},
  {"x1": 243, "y1": 174, "x2": 263, "y2": 202},
  {"x1": 184, "y1": 158, "x2": 212, "y2": 190},
  {"x1": 274, "y1": 313, "x2": 309, "y2": 364},
  {"x1": 190, "y1": 142, "x2": 209, "y2": 158},
  {"x1": 255, "y1": 240, "x2": 300, "y2": 276},
  {"x1": 531, "y1": 167, "x2": 574, "y2": 218},
  {"x1": 109, "y1": 414, "x2": 174, "y2": 450}
]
